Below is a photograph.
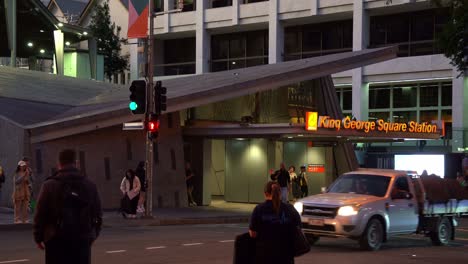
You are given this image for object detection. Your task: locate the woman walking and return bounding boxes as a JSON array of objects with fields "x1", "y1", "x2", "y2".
[
  {"x1": 298, "y1": 165, "x2": 309, "y2": 197},
  {"x1": 120, "y1": 169, "x2": 141, "y2": 219},
  {"x1": 249, "y1": 182, "x2": 301, "y2": 264},
  {"x1": 13, "y1": 160, "x2": 31, "y2": 224}
]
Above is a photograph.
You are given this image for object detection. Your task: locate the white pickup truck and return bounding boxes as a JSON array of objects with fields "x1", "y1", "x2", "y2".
[{"x1": 293, "y1": 169, "x2": 468, "y2": 251}]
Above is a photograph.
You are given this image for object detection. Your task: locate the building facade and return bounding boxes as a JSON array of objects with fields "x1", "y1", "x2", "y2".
[{"x1": 127, "y1": 0, "x2": 467, "y2": 204}]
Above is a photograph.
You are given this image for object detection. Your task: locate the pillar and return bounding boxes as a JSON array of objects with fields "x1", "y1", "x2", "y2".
[
  {"x1": 5, "y1": 0, "x2": 17, "y2": 67},
  {"x1": 268, "y1": 0, "x2": 284, "y2": 64},
  {"x1": 452, "y1": 70, "x2": 468, "y2": 152},
  {"x1": 54, "y1": 30, "x2": 65, "y2": 76},
  {"x1": 88, "y1": 38, "x2": 97, "y2": 80},
  {"x1": 196, "y1": 0, "x2": 210, "y2": 74},
  {"x1": 352, "y1": 0, "x2": 369, "y2": 120}
]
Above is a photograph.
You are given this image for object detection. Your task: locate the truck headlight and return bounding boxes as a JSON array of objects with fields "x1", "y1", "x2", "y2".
[
  {"x1": 293, "y1": 202, "x2": 303, "y2": 214},
  {"x1": 337, "y1": 205, "x2": 359, "y2": 216}
]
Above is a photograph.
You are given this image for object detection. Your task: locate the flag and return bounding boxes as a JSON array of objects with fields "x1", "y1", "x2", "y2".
[{"x1": 128, "y1": 0, "x2": 149, "y2": 39}]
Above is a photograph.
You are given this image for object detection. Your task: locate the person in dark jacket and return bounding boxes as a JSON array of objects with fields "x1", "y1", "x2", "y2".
[
  {"x1": 270, "y1": 163, "x2": 291, "y2": 203},
  {"x1": 33, "y1": 149, "x2": 102, "y2": 264},
  {"x1": 249, "y1": 181, "x2": 301, "y2": 264},
  {"x1": 135, "y1": 161, "x2": 146, "y2": 214}
]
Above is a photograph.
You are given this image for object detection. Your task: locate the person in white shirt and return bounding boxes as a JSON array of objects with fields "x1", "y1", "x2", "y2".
[{"x1": 120, "y1": 169, "x2": 141, "y2": 219}]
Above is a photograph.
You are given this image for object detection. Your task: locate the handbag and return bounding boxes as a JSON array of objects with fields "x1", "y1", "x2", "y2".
[
  {"x1": 233, "y1": 232, "x2": 255, "y2": 264},
  {"x1": 293, "y1": 227, "x2": 311, "y2": 257}
]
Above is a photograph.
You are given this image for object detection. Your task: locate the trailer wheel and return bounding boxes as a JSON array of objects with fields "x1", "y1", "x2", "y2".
[
  {"x1": 359, "y1": 218, "x2": 384, "y2": 251},
  {"x1": 305, "y1": 234, "x2": 320, "y2": 245},
  {"x1": 430, "y1": 217, "x2": 452, "y2": 246}
]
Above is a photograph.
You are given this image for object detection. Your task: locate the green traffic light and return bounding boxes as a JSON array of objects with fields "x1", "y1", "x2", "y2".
[{"x1": 129, "y1": 101, "x2": 138, "y2": 111}]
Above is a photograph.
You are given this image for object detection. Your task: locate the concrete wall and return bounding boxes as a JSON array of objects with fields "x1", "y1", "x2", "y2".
[
  {"x1": 31, "y1": 113, "x2": 187, "y2": 209},
  {"x1": 0, "y1": 119, "x2": 27, "y2": 207}
]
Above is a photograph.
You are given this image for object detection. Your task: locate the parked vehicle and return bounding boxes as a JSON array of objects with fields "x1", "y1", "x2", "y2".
[{"x1": 293, "y1": 169, "x2": 468, "y2": 251}]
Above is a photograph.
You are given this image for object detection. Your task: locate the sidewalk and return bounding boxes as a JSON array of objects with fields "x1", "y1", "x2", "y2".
[{"x1": 0, "y1": 200, "x2": 255, "y2": 230}]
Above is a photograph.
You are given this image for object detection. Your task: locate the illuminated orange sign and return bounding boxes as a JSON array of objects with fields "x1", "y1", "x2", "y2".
[
  {"x1": 305, "y1": 112, "x2": 318, "y2": 131},
  {"x1": 305, "y1": 112, "x2": 442, "y2": 134},
  {"x1": 308, "y1": 164, "x2": 325, "y2": 173}
]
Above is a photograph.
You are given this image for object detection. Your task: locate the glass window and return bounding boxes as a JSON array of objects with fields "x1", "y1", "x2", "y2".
[
  {"x1": 211, "y1": 0, "x2": 231, "y2": 8},
  {"x1": 394, "y1": 177, "x2": 410, "y2": 192},
  {"x1": 176, "y1": 0, "x2": 196, "y2": 11},
  {"x1": 441, "y1": 110, "x2": 452, "y2": 122},
  {"x1": 302, "y1": 29, "x2": 321, "y2": 52},
  {"x1": 211, "y1": 61, "x2": 228, "y2": 72},
  {"x1": 369, "y1": 88, "x2": 390, "y2": 109},
  {"x1": 386, "y1": 15, "x2": 410, "y2": 43},
  {"x1": 393, "y1": 86, "x2": 417, "y2": 108},
  {"x1": 246, "y1": 31, "x2": 265, "y2": 57},
  {"x1": 420, "y1": 110, "x2": 438, "y2": 123},
  {"x1": 343, "y1": 90, "x2": 352, "y2": 110},
  {"x1": 420, "y1": 84, "x2": 439, "y2": 107},
  {"x1": 393, "y1": 111, "x2": 416, "y2": 123},
  {"x1": 165, "y1": 38, "x2": 196, "y2": 63},
  {"x1": 229, "y1": 37, "x2": 245, "y2": 58},
  {"x1": 285, "y1": 30, "x2": 301, "y2": 54},
  {"x1": 212, "y1": 37, "x2": 229, "y2": 60},
  {"x1": 411, "y1": 12, "x2": 434, "y2": 41},
  {"x1": 369, "y1": 112, "x2": 390, "y2": 122},
  {"x1": 441, "y1": 83, "x2": 452, "y2": 106}
]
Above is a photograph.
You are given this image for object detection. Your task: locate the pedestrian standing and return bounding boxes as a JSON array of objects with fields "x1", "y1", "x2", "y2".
[
  {"x1": 135, "y1": 161, "x2": 147, "y2": 214},
  {"x1": 289, "y1": 166, "x2": 301, "y2": 202},
  {"x1": 33, "y1": 149, "x2": 102, "y2": 264},
  {"x1": 186, "y1": 162, "x2": 197, "y2": 206},
  {"x1": 271, "y1": 163, "x2": 291, "y2": 203},
  {"x1": 120, "y1": 169, "x2": 141, "y2": 219},
  {"x1": 249, "y1": 181, "x2": 301, "y2": 264},
  {"x1": 298, "y1": 166, "x2": 309, "y2": 198},
  {"x1": 13, "y1": 160, "x2": 31, "y2": 223}
]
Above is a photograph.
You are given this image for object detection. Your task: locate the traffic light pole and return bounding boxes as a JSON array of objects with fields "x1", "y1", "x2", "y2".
[{"x1": 145, "y1": 0, "x2": 155, "y2": 217}]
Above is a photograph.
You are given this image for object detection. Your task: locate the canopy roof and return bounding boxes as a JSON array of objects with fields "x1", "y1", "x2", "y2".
[{"x1": 0, "y1": 0, "x2": 91, "y2": 59}]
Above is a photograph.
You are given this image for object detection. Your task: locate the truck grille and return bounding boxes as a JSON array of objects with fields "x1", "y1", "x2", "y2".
[
  {"x1": 302, "y1": 223, "x2": 336, "y2": 232},
  {"x1": 302, "y1": 205, "x2": 338, "y2": 218}
]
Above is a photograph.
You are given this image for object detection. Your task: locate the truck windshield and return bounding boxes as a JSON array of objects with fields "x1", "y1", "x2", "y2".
[{"x1": 327, "y1": 174, "x2": 391, "y2": 197}]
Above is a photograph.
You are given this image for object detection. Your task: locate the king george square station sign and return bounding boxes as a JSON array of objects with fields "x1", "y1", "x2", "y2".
[{"x1": 305, "y1": 112, "x2": 444, "y2": 136}]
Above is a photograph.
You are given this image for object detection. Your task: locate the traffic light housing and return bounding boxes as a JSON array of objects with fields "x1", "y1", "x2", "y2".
[
  {"x1": 147, "y1": 114, "x2": 160, "y2": 140},
  {"x1": 154, "y1": 81, "x2": 167, "y2": 114},
  {"x1": 129, "y1": 80, "x2": 147, "y2": 114}
]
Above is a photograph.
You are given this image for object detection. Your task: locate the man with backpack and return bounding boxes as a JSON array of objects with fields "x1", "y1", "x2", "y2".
[{"x1": 33, "y1": 149, "x2": 102, "y2": 264}]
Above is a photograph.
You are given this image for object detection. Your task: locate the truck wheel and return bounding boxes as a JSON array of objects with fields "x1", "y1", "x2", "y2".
[
  {"x1": 430, "y1": 217, "x2": 452, "y2": 246},
  {"x1": 305, "y1": 234, "x2": 320, "y2": 245},
  {"x1": 359, "y1": 218, "x2": 384, "y2": 251}
]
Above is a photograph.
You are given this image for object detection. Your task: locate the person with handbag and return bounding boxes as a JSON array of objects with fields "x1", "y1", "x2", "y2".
[
  {"x1": 248, "y1": 181, "x2": 301, "y2": 264},
  {"x1": 120, "y1": 169, "x2": 141, "y2": 219}
]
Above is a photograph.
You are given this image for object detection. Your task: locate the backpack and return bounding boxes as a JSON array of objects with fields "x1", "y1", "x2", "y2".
[{"x1": 54, "y1": 177, "x2": 95, "y2": 238}]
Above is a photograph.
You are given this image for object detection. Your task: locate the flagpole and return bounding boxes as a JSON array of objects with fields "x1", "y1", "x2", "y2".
[{"x1": 145, "y1": 0, "x2": 154, "y2": 217}]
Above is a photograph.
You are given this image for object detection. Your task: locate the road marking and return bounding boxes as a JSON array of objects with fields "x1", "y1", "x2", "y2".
[
  {"x1": 0, "y1": 260, "x2": 29, "y2": 264},
  {"x1": 146, "y1": 246, "x2": 166, "y2": 250},
  {"x1": 106, "y1": 250, "x2": 127, "y2": 254},
  {"x1": 219, "y1": 240, "x2": 235, "y2": 243},
  {"x1": 182, "y1": 243, "x2": 203, "y2": 246}
]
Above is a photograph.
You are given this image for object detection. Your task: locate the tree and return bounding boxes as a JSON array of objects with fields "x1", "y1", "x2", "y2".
[
  {"x1": 432, "y1": 0, "x2": 468, "y2": 75},
  {"x1": 88, "y1": 0, "x2": 128, "y2": 81}
]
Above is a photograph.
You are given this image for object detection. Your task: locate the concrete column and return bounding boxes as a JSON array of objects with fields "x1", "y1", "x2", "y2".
[
  {"x1": 88, "y1": 38, "x2": 97, "y2": 80},
  {"x1": 5, "y1": 0, "x2": 17, "y2": 67},
  {"x1": 310, "y1": 0, "x2": 317, "y2": 16},
  {"x1": 164, "y1": 0, "x2": 174, "y2": 11},
  {"x1": 451, "y1": 70, "x2": 468, "y2": 152},
  {"x1": 232, "y1": 0, "x2": 239, "y2": 25},
  {"x1": 351, "y1": 0, "x2": 369, "y2": 120},
  {"x1": 202, "y1": 139, "x2": 212, "y2": 205},
  {"x1": 130, "y1": 41, "x2": 139, "y2": 80},
  {"x1": 196, "y1": 0, "x2": 210, "y2": 73},
  {"x1": 54, "y1": 30, "x2": 65, "y2": 76},
  {"x1": 268, "y1": 0, "x2": 284, "y2": 64}
]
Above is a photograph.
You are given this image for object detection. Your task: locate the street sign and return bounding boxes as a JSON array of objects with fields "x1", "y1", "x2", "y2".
[{"x1": 123, "y1": 122, "x2": 144, "y2": 130}]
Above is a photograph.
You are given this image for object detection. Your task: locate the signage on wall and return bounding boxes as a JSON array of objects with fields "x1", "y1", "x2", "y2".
[
  {"x1": 305, "y1": 112, "x2": 444, "y2": 135},
  {"x1": 308, "y1": 164, "x2": 325, "y2": 173}
]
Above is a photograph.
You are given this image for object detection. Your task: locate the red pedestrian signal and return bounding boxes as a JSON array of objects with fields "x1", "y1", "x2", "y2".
[{"x1": 147, "y1": 115, "x2": 160, "y2": 140}]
